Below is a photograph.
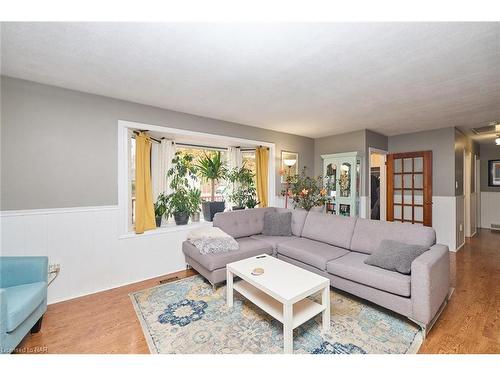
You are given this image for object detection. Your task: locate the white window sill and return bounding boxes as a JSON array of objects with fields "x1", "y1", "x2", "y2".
[{"x1": 119, "y1": 221, "x2": 211, "y2": 240}]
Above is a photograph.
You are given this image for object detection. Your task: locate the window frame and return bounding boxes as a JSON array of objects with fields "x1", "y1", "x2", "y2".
[{"x1": 117, "y1": 120, "x2": 276, "y2": 238}]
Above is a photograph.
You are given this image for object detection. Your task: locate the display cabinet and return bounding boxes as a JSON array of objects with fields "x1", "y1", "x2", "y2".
[{"x1": 321, "y1": 151, "x2": 362, "y2": 217}]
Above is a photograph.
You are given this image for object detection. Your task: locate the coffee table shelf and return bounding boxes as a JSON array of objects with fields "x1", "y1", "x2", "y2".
[{"x1": 234, "y1": 279, "x2": 325, "y2": 329}]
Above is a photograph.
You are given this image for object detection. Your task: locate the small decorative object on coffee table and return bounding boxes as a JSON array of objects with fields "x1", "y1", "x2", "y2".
[
  {"x1": 251, "y1": 267, "x2": 264, "y2": 276},
  {"x1": 226, "y1": 255, "x2": 330, "y2": 354}
]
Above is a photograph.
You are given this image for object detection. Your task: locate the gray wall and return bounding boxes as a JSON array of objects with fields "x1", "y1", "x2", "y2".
[
  {"x1": 388, "y1": 127, "x2": 456, "y2": 196},
  {"x1": 480, "y1": 143, "x2": 500, "y2": 192},
  {"x1": 1, "y1": 76, "x2": 315, "y2": 210}
]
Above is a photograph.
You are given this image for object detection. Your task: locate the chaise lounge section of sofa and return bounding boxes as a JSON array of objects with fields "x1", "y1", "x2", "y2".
[{"x1": 182, "y1": 207, "x2": 450, "y2": 336}]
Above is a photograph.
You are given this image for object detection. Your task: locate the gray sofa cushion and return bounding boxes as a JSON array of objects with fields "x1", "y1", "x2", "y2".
[
  {"x1": 213, "y1": 208, "x2": 274, "y2": 239},
  {"x1": 250, "y1": 235, "x2": 298, "y2": 251},
  {"x1": 350, "y1": 218, "x2": 436, "y2": 255},
  {"x1": 262, "y1": 211, "x2": 292, "y2": 236},
  {"x1": 277, "y1": 237, "x2": 350, "y2": 271},
  {"x1": 275, "y1": 208, "x2": 309, "y2": 237},
  {"x1": 301, "y1": 212, "x2": 357, "y2": 249},
  {"x1": 326, "y1": 252, "x2": 411, "y2": 297},
  {"x1": 364, "y1": 239, "x2": 428, "y2": 274},
  {"x1": 182, "y1": 237, "x2": 273, "y2": 271}
]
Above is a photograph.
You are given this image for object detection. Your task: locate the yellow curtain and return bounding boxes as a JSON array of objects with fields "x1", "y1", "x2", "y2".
[
  {"x1": 255, "y1": 146, "x2": 269, "y2": 208},
  {"x1": 135, "y1": 132, "x2": 156, "y2": 234}
]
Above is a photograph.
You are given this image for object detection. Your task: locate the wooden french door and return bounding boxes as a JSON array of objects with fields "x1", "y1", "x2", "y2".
[{"x1": 387, "y1": 151, "x2": 432, "y2": 227}]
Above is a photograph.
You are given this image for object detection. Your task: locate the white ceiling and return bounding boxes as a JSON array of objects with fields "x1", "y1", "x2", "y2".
[{"x1": 1, "y1": 22, "x2": 500, "y2": 140}]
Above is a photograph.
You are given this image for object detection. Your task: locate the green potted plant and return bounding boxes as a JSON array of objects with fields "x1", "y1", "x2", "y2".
[
  {"x1": 226, "y1": 165, "x2": 258, "y2": 210},
  {"x1": 196, "y1": 151, "x2": 227, "y2": 221},
  {"x1": 188, "y1": 188, "x2": 202, "y2": 222},
  {"x1": 165, "y1": 152, "x2": 198, "y2": 225},
  {"x1": 154, "y1": 193, "x2": 168, "y2": 227}
]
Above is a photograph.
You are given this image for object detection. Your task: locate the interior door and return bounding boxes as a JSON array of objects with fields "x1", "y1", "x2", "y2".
[{"x1": 387, "y1": 151, "x2": 432, "y2": 226}]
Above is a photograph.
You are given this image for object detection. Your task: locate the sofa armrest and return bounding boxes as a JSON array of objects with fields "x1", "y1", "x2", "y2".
[
  {"x1": 0, "y1": 288, "x2": 6, "y2": 335},
  {"x1": 0, "y1": 257, "x2": 48, "y2": 288},
  {"x1": 410, "y1": 244, "x2": 450, "y2": 325}
]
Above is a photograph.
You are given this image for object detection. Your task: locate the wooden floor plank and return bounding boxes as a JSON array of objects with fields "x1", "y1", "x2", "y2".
[{"x1": 15, "y1": 229, "x2": 500, "y2": 354}]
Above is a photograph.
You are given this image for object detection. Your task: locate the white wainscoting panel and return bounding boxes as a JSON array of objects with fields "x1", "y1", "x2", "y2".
[
  {"x1": 432, "y1": 196, "x2": 457, "y2": 252},
  {"x1": 1, "y1": 206, "x2": 208, "y2": 304},
  {"x1": 480, "y1": 192, "x2": 500, "y2": 229}
]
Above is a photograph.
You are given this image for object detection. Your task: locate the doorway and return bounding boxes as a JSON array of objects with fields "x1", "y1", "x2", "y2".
[
  {"x1": 386, "y1": 151, "x2": 433, "y2": 227},
  {"x1": 369, "y1": 148, "x2": 387, "y2": 220}
]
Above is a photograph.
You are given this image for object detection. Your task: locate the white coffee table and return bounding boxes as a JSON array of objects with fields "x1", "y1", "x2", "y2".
[{"x1": 226, "y1": 254, "x2": 330, "y2": 354}]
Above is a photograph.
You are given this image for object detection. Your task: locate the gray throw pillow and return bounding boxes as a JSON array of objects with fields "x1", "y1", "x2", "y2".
[
  {"x1": 364, "y1": 239, "x2": 428, "y2": 274},
  {"x1": 262, "y1": 211, "x2": 292, "y2": 236}
]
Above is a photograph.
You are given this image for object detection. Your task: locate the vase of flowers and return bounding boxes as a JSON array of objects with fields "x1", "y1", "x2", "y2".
[{"x1": 282, "y1": 167, "x2": 330, "y2": 211}]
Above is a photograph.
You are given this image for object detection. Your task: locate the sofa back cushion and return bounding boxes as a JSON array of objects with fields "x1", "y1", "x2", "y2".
[
  {"x1": 350, "y1": 218, "x2": 436, "y2": 254},
  {"x1": 275, "y1": 208, "x2": 309, "y2": 237},
  {"x1": 213, "y1": 208, "x2": 274, "y2": 238},
  {"x1": 301, "y1": 212, "x2": 357, "y2": 249}
]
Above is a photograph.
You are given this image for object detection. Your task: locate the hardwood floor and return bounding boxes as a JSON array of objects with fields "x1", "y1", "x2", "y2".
[
  {"x1": 16, "y1": 229, "x2": 500, "y2": 354},
  {"x1": 419, "y1": 229, "x2": 500, "y2": 354}
]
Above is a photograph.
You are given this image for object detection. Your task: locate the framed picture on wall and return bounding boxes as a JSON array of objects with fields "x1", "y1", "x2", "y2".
[
  {"x1": 488, "y1": 159, "x2": 500, "y2": 187},
  {"x1": 281, "y1": 151, "x2": 299, "y2": 183}
]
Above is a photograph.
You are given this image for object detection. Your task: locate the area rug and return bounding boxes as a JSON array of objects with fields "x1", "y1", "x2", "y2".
[{"x1": 130, "y1": 275, "x2": 422, "y2": 354}]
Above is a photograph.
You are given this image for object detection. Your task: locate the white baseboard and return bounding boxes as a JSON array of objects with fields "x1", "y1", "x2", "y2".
[{"x1": 455, "y1": 241, "x2": 465, "y2": 252}]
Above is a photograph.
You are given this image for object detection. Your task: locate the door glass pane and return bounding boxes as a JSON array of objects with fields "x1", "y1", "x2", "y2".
[
  {"x1": 403, "y1": 158, "x2": 413, "y2": 172},
  {"x1": 414, "y1": 174, "x2": 423, "y2": 189},
  {"x1": 403, "y1": 190, "x2": 412, "y2": 204},
  {"x1": 414, "y1": 157, "x2": 423, "y2": 172},
  {"x1": 414, "y1": 191, "x2": 423, "y2": 205},
  {"x1": 403, "y1": 205, "x2": 412, "y2": 221},
  {"x1": 415, "y1": 206, "x2": 423, "y2": 222},
  {"x1": 394, "y1": 190, "x2": 402, "y2": 204},
  {"x1": 403, "y1": 174, "x2": 412, "y2": 188},
  {"x1": 394, "y1": 205, "x2": 402, "y2": 220},
  {"x1": 394, "y1": 174, "x2": 402, "y2": 188},
  {"x1": 394, "y1": 158, "x2": 402, "y2": 173}
]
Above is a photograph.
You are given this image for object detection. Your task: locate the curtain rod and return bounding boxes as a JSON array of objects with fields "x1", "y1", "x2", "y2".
[
  {"x1": 175, "y1": 142, "x2": 228, "y2": 151},
  {"x1": 133, "y1": 130, "x2": 161, "y2": 144},
  {"x1": 133, "y1": 131, "x2": 264, "y2": 151}
]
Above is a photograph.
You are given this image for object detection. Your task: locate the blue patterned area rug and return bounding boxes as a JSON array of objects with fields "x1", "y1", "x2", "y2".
[{"x1": 130, "y1": 275, "x2": 422, "y2": 354}]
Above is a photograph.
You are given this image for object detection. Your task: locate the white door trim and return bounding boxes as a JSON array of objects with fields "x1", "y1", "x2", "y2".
[{"x1": 368, "y1": 147, "x2": 388, "y2": 221}]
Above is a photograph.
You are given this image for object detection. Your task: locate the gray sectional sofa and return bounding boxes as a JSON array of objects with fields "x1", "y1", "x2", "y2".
[{"x1": 182, "y1": 207, "x2": 451, "y2": 336}]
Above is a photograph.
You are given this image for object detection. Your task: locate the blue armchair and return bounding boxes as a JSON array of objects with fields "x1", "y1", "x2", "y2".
[{"x1": 0, "y1": 257, "x2": 48, "y2": 354}]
